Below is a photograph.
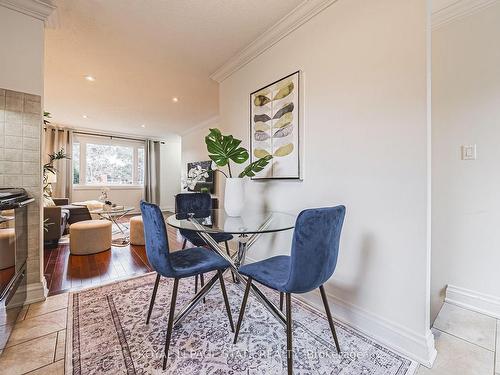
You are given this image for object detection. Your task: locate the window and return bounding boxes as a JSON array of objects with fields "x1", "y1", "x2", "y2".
[
  {"x1": 137, "y1": 147, "x2": 145, "y2": 185},
  {"x1": 73, "y1": 135, "x2": 145, "y2": 187},
  {"x1": 86, "y1": 143, "x2": 133, "y2": 184},
  {"x1": 73, "y1": 142, "x2": 80, "y2": 184}
]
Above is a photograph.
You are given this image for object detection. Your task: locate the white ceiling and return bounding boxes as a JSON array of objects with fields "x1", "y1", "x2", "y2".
[{"x1": 44, "y1": 0, "x2": 303, "y2": 138}]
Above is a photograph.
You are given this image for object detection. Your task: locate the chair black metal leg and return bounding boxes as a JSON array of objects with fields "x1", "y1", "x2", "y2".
[
  {"x1": 233, "y1": 277, "x2": 252, "y2": 344},
  {"x1": 319, "y1": 285, "x2": 341, "y2": 354},
  {"x1": 285, "y1": 293, "x2": 293, "y2": 375},
  {"x1": 194, "y1": 274, "x2": 198, "y2": 294},
  {"x1": 200, "y1": 273, "x2": 206, "y2": 303},
  {"x1": 286, "y1": 293, "x2": 293, "y2": 375},
  {"x1": 280, "y1": 292, "x2": 284, "y2": 312},
  {"x1": 224, "y1": 241, "x2": 236, "y2": 283},
  {"x1": 218, "y1": 270, "x2": 235, "y2": 332},
  {"x1": 181, "y1": 238, "x2": 187, "y2": 249},
  {"x1": 146, "y1": 273, "x2": 161, "y2": 324},
  {"x1": 163, "y1": 278, "x2": 179, "y2": 370}
]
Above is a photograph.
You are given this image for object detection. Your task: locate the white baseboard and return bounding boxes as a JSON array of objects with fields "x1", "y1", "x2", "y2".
[
  {"x1": 296, "y1": 289, "x2": 436, "y2": 367},
  {"x1": 445, "y1": 284, "x2": 500, "y2": 319},
  {"x1": 244, "y1": 257, "x2": 436, "y2": 367},
  {"x1": 25, "y1": 279, "x2": 48, "y2": 305}
]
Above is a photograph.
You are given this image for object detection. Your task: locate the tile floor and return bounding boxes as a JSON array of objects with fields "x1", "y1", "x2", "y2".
[
  {"x1": 418, "y1": 302, "x2": 499, "y2": 375},
  {"x1": 1, "y1": 292, "x2": 499, "y2": 374},
  {"x1": 0, "y1": 293, "x2": 68, "y2": 374}
]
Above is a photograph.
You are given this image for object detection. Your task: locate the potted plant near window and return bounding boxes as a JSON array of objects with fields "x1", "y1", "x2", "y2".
[
  {"x1": 205, "y1": 128, "x2": 272, "y2": 216},
  {"x1": 43, "y1": 148, "x2": 69, "y2": 200}
]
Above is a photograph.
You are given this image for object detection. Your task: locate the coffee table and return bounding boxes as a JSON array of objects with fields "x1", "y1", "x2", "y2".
[{"x1": 90, "y1": 206, "x2": 134, "y2": 246}]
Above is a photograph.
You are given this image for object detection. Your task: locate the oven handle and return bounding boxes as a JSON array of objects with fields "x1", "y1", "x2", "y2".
[{"x1": 17, "y1": 198, "x2": 35, "y2": 207}]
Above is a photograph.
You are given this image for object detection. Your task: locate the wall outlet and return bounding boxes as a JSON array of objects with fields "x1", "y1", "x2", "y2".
[{"x1": 461, "y1": 145, "x2": 477, "y2": 160}]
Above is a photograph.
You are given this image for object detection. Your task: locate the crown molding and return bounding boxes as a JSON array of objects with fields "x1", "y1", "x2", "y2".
[
  {"x1": 0, "y1": 0, "x2": 55, "y2": 21},
  {"x1": 432, "y1": 0, "x2": 498, "y2": 30},
  {"x1": 210, "y1": 0, "x2": 338, "y2": 83}
]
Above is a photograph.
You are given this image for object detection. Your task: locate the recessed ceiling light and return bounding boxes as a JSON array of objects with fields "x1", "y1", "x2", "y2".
[
  {"x1": 82, "y1": 115, "x2": 88, "y2": 119},
  {"x1": 140, "y1": 124, "x2": 146, "y2": 128},
  {"x1": 172, "y1": 97, "x2": 179, "y2": 103},
  {"x1": 84, "y1": 75, "x2": 96, "y2": 82}
]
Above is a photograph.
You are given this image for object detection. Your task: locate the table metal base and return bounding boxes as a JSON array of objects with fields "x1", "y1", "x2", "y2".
[
  {"x1": 172, "y1": 217, "x2": 286, "y2": 328},
  {"x1": 97, "y1": 212, "x2": 131, "y2": 247}
]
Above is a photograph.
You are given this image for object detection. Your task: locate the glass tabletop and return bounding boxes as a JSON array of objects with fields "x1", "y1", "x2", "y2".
[
  {"x1": 166, "y1": 209, "x2": 296, "y2": 235},
  {"x1": 90, "y1": 206, "x2": 135, "y2": 215}
]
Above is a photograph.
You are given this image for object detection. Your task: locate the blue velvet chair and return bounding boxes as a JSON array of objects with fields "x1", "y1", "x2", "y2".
[
  {"x1": 140, "y1": 201, "x2": 235, "y2": 370},
  {"x1": 176, "y1": 192, "x2": 236, "y2": 286},
  {"x1": 233, "y1": 206, "x2": 346, "y2": 375}
]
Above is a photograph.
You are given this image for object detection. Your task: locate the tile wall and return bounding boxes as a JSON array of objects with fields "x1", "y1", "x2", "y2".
[{"x1": 0, "y1": 88, "x2": 43, "y2": 289}]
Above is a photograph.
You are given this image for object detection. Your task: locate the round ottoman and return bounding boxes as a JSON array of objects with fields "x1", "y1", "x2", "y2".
[
  {"x1": 70, "y1": 220, "x2": 112, "y2": 255},
  {"x1": 129, "y1": 215, "x2": 144, "y2": 246}
]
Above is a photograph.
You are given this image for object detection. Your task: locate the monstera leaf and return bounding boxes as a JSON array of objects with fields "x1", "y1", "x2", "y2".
[
  {"x1": 205, "y1": 128, "x2": 249, "y2": 167},
  {"x1": 238, "y1": 155, "x2": 273, "y2": 178}
]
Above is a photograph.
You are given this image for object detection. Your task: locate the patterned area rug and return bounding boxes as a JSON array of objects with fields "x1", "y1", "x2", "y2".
[{"x1": 66, "y1": 273, "x2": 418, "y2": 374}]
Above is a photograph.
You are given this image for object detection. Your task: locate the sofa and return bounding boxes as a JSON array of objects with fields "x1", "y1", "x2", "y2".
[{"x1": 43, "y1": 198, "x2": 93, "y2": 246}]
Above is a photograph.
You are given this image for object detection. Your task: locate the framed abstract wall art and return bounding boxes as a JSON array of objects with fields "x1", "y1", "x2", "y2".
[
  {"x1": 186, "y1": 160, "x2": 214, "y2": 193},
  {"x1": 250, "y1": 71, "x2": 301, "y2": 180}
]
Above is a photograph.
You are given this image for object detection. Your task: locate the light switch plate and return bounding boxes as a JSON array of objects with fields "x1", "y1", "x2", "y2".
[{"x1": 461, "y1": 145, "x2": 477, "y2": 160}]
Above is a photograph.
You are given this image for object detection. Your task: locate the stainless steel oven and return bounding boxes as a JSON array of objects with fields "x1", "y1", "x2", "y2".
[{"x1": 0, "y1": 188, "x2": 34, "y2": 353}]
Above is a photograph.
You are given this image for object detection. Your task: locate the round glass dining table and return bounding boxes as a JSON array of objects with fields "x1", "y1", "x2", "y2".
[
  {"x1": 165, "y1": 209, "x2": 297, "y2": 327},
  {"x1": 167, "y1": 209, "x2": 296, "y2": 266}
]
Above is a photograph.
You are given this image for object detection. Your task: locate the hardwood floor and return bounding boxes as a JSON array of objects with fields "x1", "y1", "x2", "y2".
[{"x1": 43, "y1": 224, "x2": 185, "y2": 296}]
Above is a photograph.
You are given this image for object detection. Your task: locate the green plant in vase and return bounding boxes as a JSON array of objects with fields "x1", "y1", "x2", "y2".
[
  {"x1": 205, "y1": 128, "x2": 272, "y2": 216},
  {"x1": 205, "y1": 128, "x2": 272, "y2": 178},
  {"x1": 43, "y1": 148, "x2": 70, "y2": 198}
]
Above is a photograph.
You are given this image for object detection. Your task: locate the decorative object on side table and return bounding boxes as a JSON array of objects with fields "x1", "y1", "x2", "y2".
[
  {"x1": 205, "y1": 128, "x2": 272, "y2": 217},
  {"x1": 98, "y1": 186, "x2": 110, "y2": 202},
  {"x1": 250, "y1": 71, "x2": 301, "y2": 179},
  {"x1": 103, "y1": 201, "x2": 124, "y2": 211}
]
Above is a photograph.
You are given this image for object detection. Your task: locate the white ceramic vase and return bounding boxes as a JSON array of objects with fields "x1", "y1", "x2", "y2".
[{"x1": 224, "y1": 178, "x2": 244, "y2": 217}]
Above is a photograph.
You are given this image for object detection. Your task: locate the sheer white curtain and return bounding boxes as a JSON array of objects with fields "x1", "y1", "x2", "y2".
[
  {"x1": 144, "y1": 140, "x2": 161, "y2": 204},
  {"x1": 43, "y1": 126, "x2": 73, "y2": 200}
]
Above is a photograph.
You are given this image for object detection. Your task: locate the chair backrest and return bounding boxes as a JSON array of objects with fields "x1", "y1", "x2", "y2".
[
  {"x1": 284, "y1": 206, "x2": 346, "y2": 293},
  {"x1": 175, "y1": 193, "x2": 212, "y2": 238},
  {"x1": 175, "y1": 192, "x2": 212, "y2": 213},
  {"x1": 140, "y1": 201, "x2": 175, "y2": 277}
]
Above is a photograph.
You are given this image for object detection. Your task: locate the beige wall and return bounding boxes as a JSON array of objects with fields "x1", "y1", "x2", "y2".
[
  {"x1": 0, "y1": 7, "x2": 44, "y2": 96},
  {"x1": 182, "y1": 124, "x2": 214, "y2": 172},
  {"x1": 0, "y1": 5, "x2": 46, "y2": 303},
  {"x1": 160, "y1": 137, "x2": 182, "y2": 210},
  {"x1": 210, "y1": 0, "x2": 433, "y2": 364},
  {"x1": 431, "y1": 3, "x2": 500, "y2": 321}
]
